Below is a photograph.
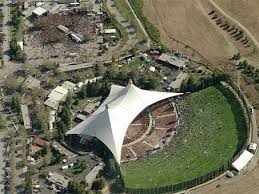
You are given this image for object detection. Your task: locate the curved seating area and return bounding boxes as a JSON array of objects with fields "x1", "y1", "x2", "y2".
[{"x1": 121, "y1": 101, "x2": 178, "y2": 162}]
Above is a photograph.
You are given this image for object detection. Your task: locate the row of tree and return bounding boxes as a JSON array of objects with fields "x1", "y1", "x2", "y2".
[
  {"x1": 180, "y1": 72, "x2": 230, "y2": 92},
  {"x1": 238, "y1": 60, "x2": 259, "y2": 82}
]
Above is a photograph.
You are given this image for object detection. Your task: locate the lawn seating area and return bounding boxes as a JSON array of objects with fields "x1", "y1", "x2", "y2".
[{"x1": 122, "y1": 87, "x2": 244, "y2": 188}]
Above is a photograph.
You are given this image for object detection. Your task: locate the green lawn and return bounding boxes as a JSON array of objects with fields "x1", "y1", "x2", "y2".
[
  {"x1": 122, "y1": 86, "x2": 246, "y2": 188},
  {"x1": 126, "y1": 58, "x2": 145, "y2": 69}
]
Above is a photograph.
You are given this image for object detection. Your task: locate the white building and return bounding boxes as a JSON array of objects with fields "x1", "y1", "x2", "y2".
[
  {"x1": 66, "y1": 80, "x2": 182, "y2": 163},
  {"x1": 104, "y1": 29, "x2": 116, "y2": 34},
  {"x1": 61, "y1": 81, "x2": 76, "y2": 91},
  {"x1": 44, "y1": 86, "x2": 68, "y2": 110}
]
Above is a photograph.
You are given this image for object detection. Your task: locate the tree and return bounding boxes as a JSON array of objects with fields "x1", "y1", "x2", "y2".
[
  {"x1": 24, "y1": 172, "x2": 32, "y2": 194},
  {"x1": 106, "y1": 66, "x2": 118, "y2": 79},
  {"x1": 92, "y1": 177, "x2": 105, "y2": 190},
  {"x1": 0, "y1": 113, "x2": 6, "y2": 130},
  {"x1": 11, "y1": 93, "x2": 21, "y2": 112},
  {"x1": 95, "y1": 63, "x2": 105, "y2": 77},
  {"x1": 78, "y1": 85, "x2": 87, "y2": 99},
  {"x1": 61, "y1": 106, "x2": 72, "y2": 129},
  {"x1": 80, "y1": 159, "x2": 87, "y2": 171},
  {"x1": 67, "y1": 180, "x2": 85, "y2": 194}
]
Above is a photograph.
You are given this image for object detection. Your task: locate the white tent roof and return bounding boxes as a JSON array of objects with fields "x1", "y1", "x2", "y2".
[
  {"x1": 66, "y1": 80, "x2": 182, "y2": 163},
  {"x1": 232, "y1": 150, "x2": 253, "y2": 172}
]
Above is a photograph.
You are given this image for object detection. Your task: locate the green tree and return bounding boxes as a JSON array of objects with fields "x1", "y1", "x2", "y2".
[
  {"x1": 11, "y1": 93, "x2": 21, "y2": 112},
  {"x1": 80, "y1": 159, "x2": 87, "y2": 171},
  {"x1": 67, "y1": 180, "x2": 85, "y2": 194},
  {"x1": 78, "y1": 85, "x2": 87, "y2": 99},
  {"x1": 95, "y1": 63, "x2": 105, "y2": 77},
  {"x1": 92, "y1": 177, "x2": 105, "y2": 190}
]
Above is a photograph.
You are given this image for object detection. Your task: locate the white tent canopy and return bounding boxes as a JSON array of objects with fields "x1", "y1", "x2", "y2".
[
  {"x1": 232, "y1": 150, "x2": 253, "y2": 172},
  {"x1": 66, "y1": 80, "x2": 182, "y2": 163}
]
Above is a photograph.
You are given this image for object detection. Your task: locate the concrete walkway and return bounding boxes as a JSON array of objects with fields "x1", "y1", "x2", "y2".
[
  {"x1": 124, "y1": 0, "x2": 151, "y2": 48},
  {"x1": 106, "y1": 0, "x2": 138, "y2": 57}
]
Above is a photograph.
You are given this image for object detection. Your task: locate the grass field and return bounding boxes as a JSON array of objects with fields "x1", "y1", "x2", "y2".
[{"x1": 122, "y1": 86, "x2": 246, "y2": 188}]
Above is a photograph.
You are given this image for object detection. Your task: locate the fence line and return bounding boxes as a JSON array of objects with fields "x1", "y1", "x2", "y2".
[{"x1": 125, "y1": 79, "x2": 251, "y2": 194}]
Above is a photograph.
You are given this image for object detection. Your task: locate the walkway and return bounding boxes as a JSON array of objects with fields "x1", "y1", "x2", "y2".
[
  {"x1": 0, "y1": 0, "x2": 22, "y2": 85},
  {"x1": 124, "y1": 0, "x2": 151, "y2": 48},
  {"x1": 106, "y1": 0, "x2": 138, "y2": 56}
]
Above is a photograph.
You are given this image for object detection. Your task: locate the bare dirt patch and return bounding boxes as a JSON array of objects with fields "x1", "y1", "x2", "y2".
[
  {"x1": 143, "y1": 0, "x2": 253, "y2": 66},
  {"x1": 24, "y1": 15, "x2": 99, "y2": 64}
]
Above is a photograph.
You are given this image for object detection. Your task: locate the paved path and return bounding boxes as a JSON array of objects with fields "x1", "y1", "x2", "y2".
[
  {"x1": 0, "y1": 132, "x2": 7, "y2": 194},
  {"x1": 0, "y1": 0, "x2": 22, "y2": 85},
  {"x1": 106, "y1": 0, "x2": 138, "y2": 56},
  {"x1": 124, "y1": 0, "x2": 151, "y2": 48},
  {"x1": 209, "y1": 0, "x2": 259, "y2": 50}
]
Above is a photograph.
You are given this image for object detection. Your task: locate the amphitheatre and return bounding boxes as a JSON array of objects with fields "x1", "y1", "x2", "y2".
[{"x1": 66, "y1": 79, "x2": 248, "y2": 192}]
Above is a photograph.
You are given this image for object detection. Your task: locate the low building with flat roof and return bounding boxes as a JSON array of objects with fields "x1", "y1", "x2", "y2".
[
  {"x1": 47, "y1": 172, "x2": 70, "y2": 189},
  {"x1": 85, "y1": 164, "x2": 104, "y2": 188},
  {"x1": 21, "y1": 104, "x2": 32, "y2": 130},
  {"x1": 57, "y1": 25, "x2": 70, "y2": 34},
  {"x1": 61, "y1": 81, "x2": 76, "y2": 91},
  {"x1": 104, "y1": 29, "x2": 116, "y2": 34},
  {"x1": 168, "y1": 72, "x2": 188, "y2": 90},
  {"x1": 158, "y1": 53, "x2": 186, "y2": 69},
  {"x1": 32, "y1": 7, "x2": 48, "y2": 17},
  {"x1": 58, "y1": 62, "x2": 94, "y2": 72},
  {"x1": 44, "y1": 86, "x2": 68, "y2": 109}
]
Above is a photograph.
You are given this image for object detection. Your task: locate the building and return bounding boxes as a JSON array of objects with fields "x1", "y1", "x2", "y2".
[
  {"x1": 104, "y1": 29, "x2": 116, "y2": 34},
  {"x1": 23, "y1": 76, "x2": 41, "y2": 89},
  {"x1": 44, "y1": 86, "x2": 68, "y2": 110},
  {"x1": 32, "y1": 7, "x2": 48, "y2": 17},
  {"x1": 168, "y1": 72, "x2": 188, "y2": 90},
  {"x1": 57, "y1": 25, "x2": 70, "y2": 34},
  {"x1": 83, "y1": 103, "x2": 96, "y2": 115},
  {"x1": 66, "y1": 80, "x2": 182, "y2": 163},
  {"x1": 58, "y1": 62, "x2": 94, "y2": 72},
  {"x1": 34, "y1": 137, "x2": 50, "y2": 147},
  {"x1": 69, "y1": 33, "x2": 82, "y2": 43},
  {"x1": 47, "y1": 172, "x2": 70, "y2": 189},
  {"x1": 21, "y1": 104, "x2": 32, "y2": 130},
  {"x1": 158, "y1": 53, "x2": 186, "y2": 69},
  {"x1": 52, "y1": 141, "x2": 77, "y2": 159},
  {"x1": 61, "y1": 81, "x2": 76, "y2": 91},
  {"x1": 85, "y1": 164, "x2": 104, "y2": 188}
]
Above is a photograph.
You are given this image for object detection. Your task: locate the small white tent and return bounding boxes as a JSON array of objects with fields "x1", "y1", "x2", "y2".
[
  {"x1": 232, "y1": 150, "x2": 253, "y2": 172},
  {"x1": 66, "y1": 80, "x2": 182, "y2": 163}
]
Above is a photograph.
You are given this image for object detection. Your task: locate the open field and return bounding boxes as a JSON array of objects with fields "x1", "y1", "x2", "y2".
[
  {"x1": 142, "y1": 0, "x2": 255, "y2": 65},
  {"x1": 192, "y1": 159, "x2": 259, "y2": 194},
  {"x1": 122, "y1": 87, "x2": 246, "y2": 188}
]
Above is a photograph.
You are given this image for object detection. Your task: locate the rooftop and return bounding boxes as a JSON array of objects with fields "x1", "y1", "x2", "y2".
[
  {"x1": 158, "y1": 53, "x2": 186, "y2": 68},
  {"x1": 32, "y1": 7, "x2": 48, "y2": 16},
  {"x1": 21, "y1": 104, "x2": 32, "y2": 130},
  {"x1": 47, "y1": 172, "x2": 70, "y2": 188}
]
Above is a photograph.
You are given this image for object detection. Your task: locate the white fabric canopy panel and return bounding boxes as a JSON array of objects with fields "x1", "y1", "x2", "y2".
[
  {"x1": 232, "y1": 150, "x2": 253, "y2": 172},
  {"x1": 66, "y1": 80, "x2": 182, "y2": 163}
]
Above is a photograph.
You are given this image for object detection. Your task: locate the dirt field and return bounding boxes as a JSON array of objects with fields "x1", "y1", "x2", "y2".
[
  {"x1": 143, "y1": 0, "x2": 255, "y2": 66},
  {"x1": 192, "y1": 160, "x2": 259, "y2": 194}
]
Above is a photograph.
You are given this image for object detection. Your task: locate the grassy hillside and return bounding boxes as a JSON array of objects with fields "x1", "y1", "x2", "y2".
[{"x1": 122, "y1": 86, "x2": 246, "y2": 188}]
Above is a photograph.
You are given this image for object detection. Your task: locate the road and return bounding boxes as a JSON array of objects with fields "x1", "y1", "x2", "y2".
[
  {"x1": 124, "y1": 0, "x2": 151, "y2": 48},
  {"x1": 0, "y1": 0, "x2": 22, "y2": 85},
  {"x1": 106, "y1": 0, "x2": 138, "y2": 57}
]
